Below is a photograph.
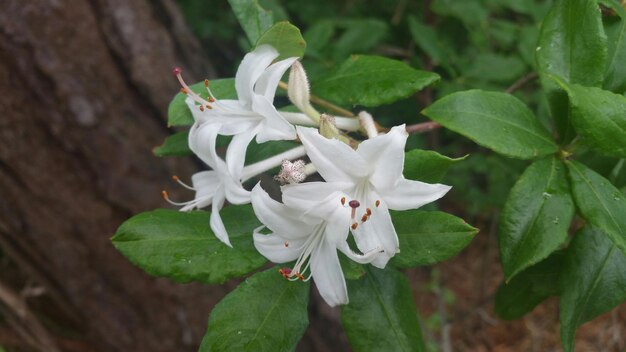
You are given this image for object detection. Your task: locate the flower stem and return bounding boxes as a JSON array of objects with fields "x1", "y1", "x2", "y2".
[
  {"x1": 405, "y1": 121, "x2": 441, "y2": 134},
  {"x1": 280, "y1": 112, "x2": 361, "y2": 131},
  {"x1": 278, "y1": 81, "x2": 355, "y2": 118},
  {"x1": 241, "y1": 145, "x2": 307, "y2": 181}
]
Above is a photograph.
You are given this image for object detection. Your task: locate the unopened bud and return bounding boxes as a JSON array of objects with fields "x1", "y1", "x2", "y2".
[
  {"x1": 319, "y1": 114, "x2": 340, "y2": 138},
  {"x1": 288, "y1": 61, "x2": 320, "y2": 122}
]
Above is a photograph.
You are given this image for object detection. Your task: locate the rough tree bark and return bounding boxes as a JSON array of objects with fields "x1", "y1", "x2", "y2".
[{"x1": 0, "y1": 1, "x2": 347, "y2": 351}]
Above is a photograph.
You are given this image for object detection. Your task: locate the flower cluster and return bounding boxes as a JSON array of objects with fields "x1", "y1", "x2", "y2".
[{"x1": 168, "y1": 45, "x2": 451, "y2": 307}]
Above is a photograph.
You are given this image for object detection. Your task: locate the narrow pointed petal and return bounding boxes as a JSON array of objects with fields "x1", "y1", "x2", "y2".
[
  {"x1": 253, "y1": 230, "x2": 305, "y2": 263},
  {"x1": 311, "y1": 238, "x2": 348, "y2": 307},
  {"x1": 282, "y1": 181, "x2": 352, "y2": 213},
  {"x1": 180, "y1": 171, "x2": 220, "y2": 210},
  {"x1": 352, "y1": 197, "x2": 398, "y2": 268},
  {"x1": 250, "y1": 184, "x2": 313, "y2": 238},
  {"x1": 380, "y1": 178, "x2": 451, "y2": 211},
  {"x1": 255, "y1": 57, "x2": 298, "y2": 102},
  {"x1": 296, "y1": 126, "x2": 368, "y2": 182},
  {"x1": 253, "y1": 95, "x2": 296, "y2": 142},
  {"x1": 356, "y1": 124, "x2": 408, "y2": 189},
  {"x1": 226, "y1": 129, "x2": 256, "y2": 179},
  {"x1": 235, "y1": 45, "x2": 279, "y2": 107},
  {"x1": 209, "y1": 188, "x2": 232, "y2": 247}
]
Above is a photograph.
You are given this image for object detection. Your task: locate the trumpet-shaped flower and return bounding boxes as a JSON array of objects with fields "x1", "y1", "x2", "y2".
[
  {"x1": 282, "y1": 125, "x2": 452, "y2": 267},
  {"x1": 250, "y1": 184, "x2": 381, "y2": 307}
]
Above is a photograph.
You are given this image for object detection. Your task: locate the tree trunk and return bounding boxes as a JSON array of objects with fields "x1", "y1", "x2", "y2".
[
  {"x1": 0, "y1": 1, "x2": 348, "y2": 351},
  {"x1": 0, "y1": 1, "x2": 228, "y2": 351}
]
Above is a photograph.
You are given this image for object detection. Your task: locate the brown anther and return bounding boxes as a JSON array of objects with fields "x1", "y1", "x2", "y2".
[
  {"x1": 204, "y1": 79, "x2": 209, "y2": 87},
  {"x1": 172, "y1": 67, "x2": 182, "y2": 76},
  {"x1": 375, "y1": 200, "x2": 381, "y2": 207},
  {"x1": 180, "y1": 88, "x2": 188, "y2": 94},
  {"x1": 284, "y1": 241, "x2": 289, "y2": 247},
  {"x1": 295, "y1": 272, "x2": 305, "y2": 281},
  {"x1": 208, "y1": 97, "x2": 216, "y2": 103},
  {"x1": 361, "y1": 214, "x2": 368, "y2": 222},
  {"x1": 278, "y1": 267, "x2": 292, "y2": 278},
  {"x1": 341, "y1": 197, "x2": 346, "y2": 205},
  {"x1": 199, "y1": 105, "x2": 205, "y2": 112},
  {"x1": 351, "y1": 222, "x2": 358, "y2": 230},
  {"x1": 205, "y1": 104, "x2": 213, "y2": 109},
  {"x1": 349, "y1": 200, "x2": 360, "y2": 208},
  {"x1": 172, "y1": 175, "x2": 179, "y2": 181},
  {"x1": 161, "y1": 190, "x2": 169, "y2": 200},
  {"x1": 366, "y1": 208, "x2": 372, "y2": 216}
]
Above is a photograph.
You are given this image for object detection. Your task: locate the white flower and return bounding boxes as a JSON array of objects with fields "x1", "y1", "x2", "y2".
[
  {"x1": 181, "y1": 44, "x2": 298, "y2": 144},
  {"x1": 282, "y1": 125, "x2": 452, "y2": 267},
  {"x1": 165, "y1": 122, "x2": 307, "y2": 247},
  {"x1": 250, "y1": 184, "x2": 381, "y2": 306}
]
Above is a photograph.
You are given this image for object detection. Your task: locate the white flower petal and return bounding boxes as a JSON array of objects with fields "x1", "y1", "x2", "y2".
[
  {"x1": 380, "y1": 178, "x2": 451, "y2": 211},
  {"x1": 209, "y1": 188, "x2": 232, "y2": 247},
  {"x1": 226, "y1": 129, "x2": 256, "y2": 179},
  {"x1": 235, "y1": 45, "x2": 279, "y2": 107},
  {"x1": 356, "y1": 124, "x2": 408, "y2": 190},
  {"x1": 296, "y1": 126, "x2": 368, "y2": 182},
  {"x1": 282, "y1": 181, "x2": 352, "y2": 213},
  {"x1": 336, "y1": 241, "x2": 384, "y2": 264},
  {"x1": 352, "y1": 196, "x2": 398, "y2": 268},
  {"x1": 255, "y1": 57, "x2": 298, "y2": 102},
  {"x1": 250, "y1": 184, "x2": 313, "y2": 239},
  {"x1": 253, "y1": 94, "x2": 296, "y2": 142},
  {"x1": 253, "y1": 230, "x2": 305, "y2": 263},
  {"x1": 311, "y1": 237, "x2": 348, "y2": 307}
]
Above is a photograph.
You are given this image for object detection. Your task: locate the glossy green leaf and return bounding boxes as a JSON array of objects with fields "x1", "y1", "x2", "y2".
[
  {"x1": 167, "y1": 79, "x2": 236, "y2": 127},
  {"x1": 228, "y1": 0, "x2": 274, "y2": 44},
  {"x1": 602, "y1": 0, "x2": 626, "y2": 93},
  {"x1": 332, "y1": 19, "x2": 389, "y2": 60},
  {"x1": 200, "y1": 267, "x2": 309, "y2": 352},
  {"x1": 341, "y1": 267, "x2": 425, "y2": 352},
  {"x1": 567, "y1": 160, "x2": 626, "y2": 256},
  {"x1": 245, "y1": 140, "x2": 300, "y2": 165},
  {"x1": 390, "y1": 210, "x2": 478, "y2": 269},
  {"x1": 255, "y1": 21, "x2": 306, "y2": 60},
  {"x1": 403, "y1": 149, "x2": 466, "y2": 183},
  {"x1": 495, "y1": 251, "x2": 564, "y2": 320},
  {"x1": 499, "y1": 157, "x2": 574, "y2": 280},
  {"x1": 559, "y1": 226, "x2": 626, "y2": 352},
  {"x1": 422, "y1": 90, "x2": 558, "y2": 159},
  {"x1": 312, "y1": 55, "x2": 440, "y2": 107},
  {"x1": 563, "y1": 83, "x2": 626, "y2": 157},
  {"x1": 111, "y1": 206, "x2": 266, "y2": 285},
  {"x1": 153, "y1": 131, "x2": 192, "y2": 157},
  {"x1": 536, "y1": 0, "x2": 607, "y2": 140}
]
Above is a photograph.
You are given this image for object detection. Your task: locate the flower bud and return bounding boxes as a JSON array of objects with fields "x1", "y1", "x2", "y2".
[{"x1": 288, "y1": 61, "x2": 320, "y2": 121}]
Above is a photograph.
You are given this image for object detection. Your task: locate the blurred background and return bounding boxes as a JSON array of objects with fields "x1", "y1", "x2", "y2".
[{"x1": 0, "y1": 0, "x2": 624, "y2": 351}]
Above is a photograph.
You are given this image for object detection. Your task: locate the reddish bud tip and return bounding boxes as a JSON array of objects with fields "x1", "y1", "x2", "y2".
[
  {"x1": 172, "y1": 67, "x2": 183, "y2": 76},
  {"x1": 349, "y1": 200, "x2": 360, "y2": 208}
]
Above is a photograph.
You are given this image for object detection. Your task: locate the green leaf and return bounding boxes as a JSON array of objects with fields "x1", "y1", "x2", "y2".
[
  {"x1": 312, "y1": 55, "x2": 440, "y2": 108},
  {"x1": 332, "y1": 19, "x2": 389, "y2": 60},
  {"x1": 567, "y1": 160, "x2": 626, "y2": 256},
  {"x1": 338, "y1": 252, "x2": 365, "y2": 280},
  {"x1": 255, "y1": 21, "x2": 306, "y2": 60},
  {"x1": 303, "y1": 20, "x2": 334, "y2": 58},
  {"x1": 245, "y1": 140, "x2": 300, "y2": 165},
  {"x1": 562, "y1": 83, "x2": 626, "y2": 157},
  {"x1": 153, "y1": 131, "x2": 192, "y2": 157},
  {"x1": 403, "y1": 149, "x2": 466, "y2": 183},
  {"x1": 228, "y1": 0, "x2": 274, "y2": 45},
  {"x1": 407, "y1": 16, "x2": 453, "y2": 74},
  {"x1": 494, "y1": 250, "x2": 564, "y2": 320},
  {"x1": 168, "y1": 79, "x2": 236, "y2": 127},
  {"x1": 422, "y1": 90, "x2": 558, "y2": 159},
  {"x1": 341, "y1": 267, "x2": 425, "y2": 352},
  {"x1": 111, "y1": 206, "x2": 266, "y2": 285},
  {"x1": 499, "y1": 157, "x2": 574, "y2": 280},
  {"x1": 559, "y1": 226, "x2": 626, "y2": 352},
  {"x1": 602, "y1": 0, "x2": 626, "y2": 93},
  {"x1": 200, "y1": 267, "x2": 309, "y2": 352},
  {"x1": 465, "y1": 54, "x2": 527, "y2": 84},
  {"x1": 390, "y1": 210, "x2": 478, "y2": 269},
  {"x1": 536, "y1": 0, "x2": 607, "y2": 141}
]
